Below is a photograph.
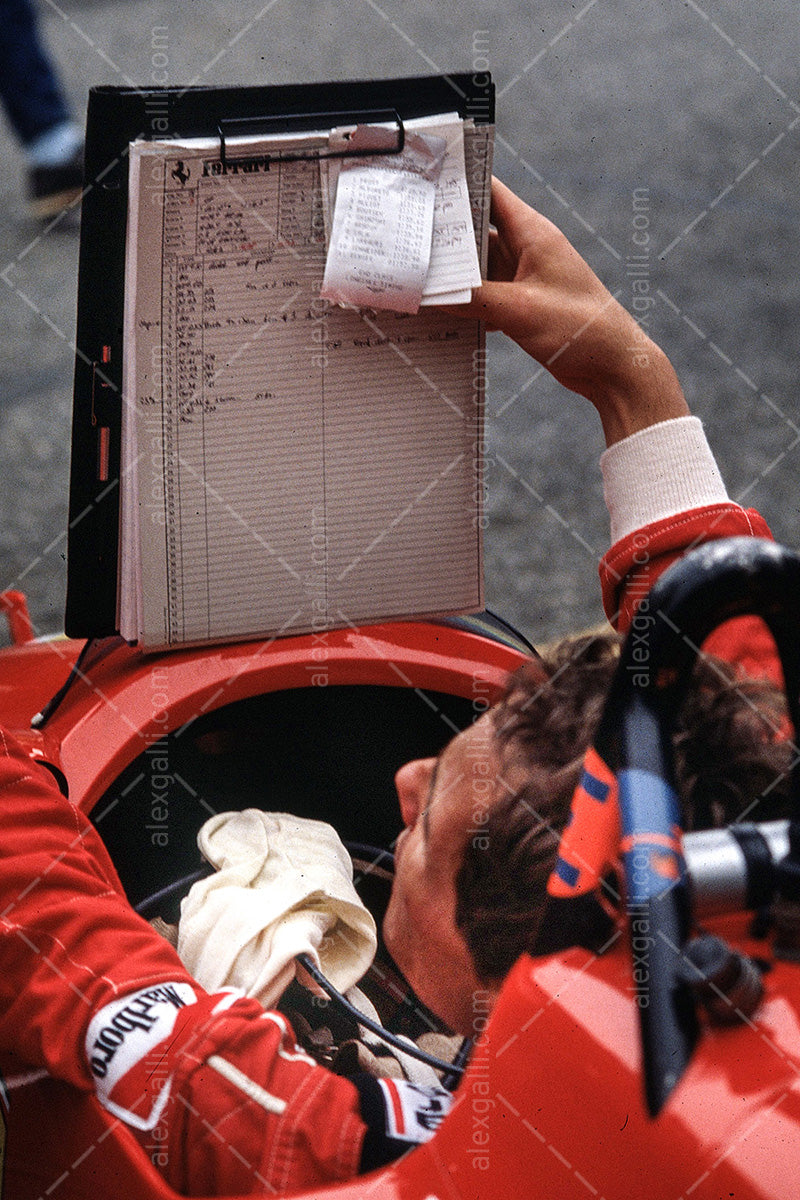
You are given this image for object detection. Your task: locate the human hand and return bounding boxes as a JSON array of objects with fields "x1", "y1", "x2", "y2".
[
  {"x1": 452, "y1": 179, "x2": 689, "y2": 445},
  {"x1": 88, "y1": 984, "x2": 362, "y2": 1194}
]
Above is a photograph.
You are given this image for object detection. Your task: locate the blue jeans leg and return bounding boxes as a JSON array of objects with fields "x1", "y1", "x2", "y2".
[{"x1": 0, "y1": 0, "x2": 70, "y2": 146}]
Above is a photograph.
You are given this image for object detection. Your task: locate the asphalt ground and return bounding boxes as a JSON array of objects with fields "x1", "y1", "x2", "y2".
[{"x1": 0, "y1": 0, "x2": 798, "y2": 649}]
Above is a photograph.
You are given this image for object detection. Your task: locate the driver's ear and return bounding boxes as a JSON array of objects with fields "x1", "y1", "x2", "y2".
[{"x1": 394, "y1": 758, "x2": 436, "y2": 828}]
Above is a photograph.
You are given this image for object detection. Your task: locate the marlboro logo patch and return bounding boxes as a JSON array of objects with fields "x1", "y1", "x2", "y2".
[
  {"x1": 84, "y1": 982, "x2": 198, "y2": 1131},
  {"x1": 378, "y1": 1079, "x2": 452, "y2": 1144}
]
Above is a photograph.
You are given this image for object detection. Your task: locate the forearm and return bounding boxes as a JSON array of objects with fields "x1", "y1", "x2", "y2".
[
  {"x1": 463, "y1": 180, "x2": 775, "y2": 656},
  {"x1": 0, "y1": 728, "x2": 370, "y2": 1193},
  {"x1": 457, "y1": 180, "x2": 691, "y2": 446},
  {"x1": 0, "y1": 727, "x2": 196, "y2": 1086},
  {"x1": 584, "y1": 335, "x2": 690, "y2": 447}
]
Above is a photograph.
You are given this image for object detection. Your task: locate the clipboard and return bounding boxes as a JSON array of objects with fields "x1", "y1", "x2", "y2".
[{"x1": 65, "y1": 74, "x2": 495, "y2": 640}]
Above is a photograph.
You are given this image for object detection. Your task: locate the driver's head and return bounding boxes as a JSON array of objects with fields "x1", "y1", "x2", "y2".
[
  {"x1": 381, "y1": 705, "x2": 511, "y2": 1034},
  {"x1": 382, "y1": 633, "x2": 790, "y2": 1035}
]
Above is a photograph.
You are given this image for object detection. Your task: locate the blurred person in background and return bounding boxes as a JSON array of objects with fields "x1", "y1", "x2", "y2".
[{"x1": 0, "y1": 0, "x2": 83, "y2": 218}]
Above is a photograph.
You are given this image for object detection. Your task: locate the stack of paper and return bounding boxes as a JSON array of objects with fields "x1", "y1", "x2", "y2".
[
  {"x1": 321, "y1": 114, "x2": 482, "y2": 313},
  {"x1": 117, "y1": 113, "x2": 492, "y2": 649}
]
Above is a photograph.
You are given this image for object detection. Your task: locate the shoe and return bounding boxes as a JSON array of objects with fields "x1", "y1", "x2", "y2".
[{"x1": 28, "y1": 146, "x2": 84, "y2": 219}]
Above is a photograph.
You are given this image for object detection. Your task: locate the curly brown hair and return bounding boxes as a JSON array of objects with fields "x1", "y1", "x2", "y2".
[{"x1": 454, "y1": 631, "x2": 792, "y2": 985}]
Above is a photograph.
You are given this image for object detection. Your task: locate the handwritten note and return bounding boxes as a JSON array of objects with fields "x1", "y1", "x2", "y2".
[
  {"x1": 414, "y1": 114, "x2": 483, "y2": 305},
  {"x1": 119, "y1": 124, "x2": 492, "y2": 649}
]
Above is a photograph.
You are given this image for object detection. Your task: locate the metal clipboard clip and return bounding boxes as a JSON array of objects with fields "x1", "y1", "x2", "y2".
[{"x1": 216, "y1": 108, "x2": 405, "y2": 170}]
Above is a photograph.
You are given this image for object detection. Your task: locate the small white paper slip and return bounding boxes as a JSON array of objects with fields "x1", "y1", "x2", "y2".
[
  {"x1": 320, "y1": 132, "x2": 445, "y2": 315},
  {"x1": 415, "y1": 114, "x2": 482, "y2": 303}
]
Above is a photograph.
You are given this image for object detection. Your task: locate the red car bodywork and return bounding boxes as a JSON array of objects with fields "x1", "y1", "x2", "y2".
[{"x1": 1, "y1": 600, "x2": 798, "y2": 1200}]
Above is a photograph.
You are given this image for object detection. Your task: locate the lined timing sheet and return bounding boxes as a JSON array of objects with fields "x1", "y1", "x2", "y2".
[{"x1": 121, "y1": 129, "x2": 490, "y2": 648}]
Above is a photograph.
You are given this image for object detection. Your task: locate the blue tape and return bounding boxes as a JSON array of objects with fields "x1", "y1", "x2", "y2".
[
  {"x1": 553, "y1": 856, "x2": 580, "y2": 888},
  {"x1": 619, "y1": 769, "x2": 684, "y2": 904},
  {"x1": 618, "y1": 768, "x2": 681, "y2": 838},
  {"x1": 581, "y1": 769, "x2": 610, "y2": 803}
]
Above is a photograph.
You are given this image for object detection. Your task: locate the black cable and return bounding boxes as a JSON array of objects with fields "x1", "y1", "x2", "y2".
[
  {"x1": 31, "y1": 635, "x2": 124, "y2": 730},
  {"x1": 133, "y1": 843, "x2": 391, "y2": 918},
  {"x1": 346, "y1": 843, "x2": 395, "y2": 872},
  {"x1": 296, "y1": 952, "x2": 467, "y2": 1081},
  {"x1": 134, "y1": 865, "x2": 211, "y2": 918},
  {"x1": 134, "y1": 845, "x2": 468, "y2": 1082},
  {"x1": 728, "y1": 823, "x2": 775, "y2": 912},
  {"x1": 440, "y1": 1036, "x2": 474, "y2": 1091}
]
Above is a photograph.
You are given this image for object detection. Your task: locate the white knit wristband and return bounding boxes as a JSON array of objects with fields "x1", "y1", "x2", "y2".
[{"x1": 600, "y1": 416, "x2": 730, "y2": 544}]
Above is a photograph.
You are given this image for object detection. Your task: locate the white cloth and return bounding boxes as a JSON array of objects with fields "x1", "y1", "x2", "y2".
[
  {"x1": 177, "y1": 810, "x2": 377, "y2": 1009},
  {"x1": 600, "y1": 415, "x2": 729, "y2": 543}
]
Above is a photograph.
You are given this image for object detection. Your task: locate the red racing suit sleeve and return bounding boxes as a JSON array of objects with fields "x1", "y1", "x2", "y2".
[
  {"x1": 599, "y1": 502, "x2": 783, "y2": 686},
  {"x1": 0, "y1": 726, "x2": 366, "y2": 1194}
]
